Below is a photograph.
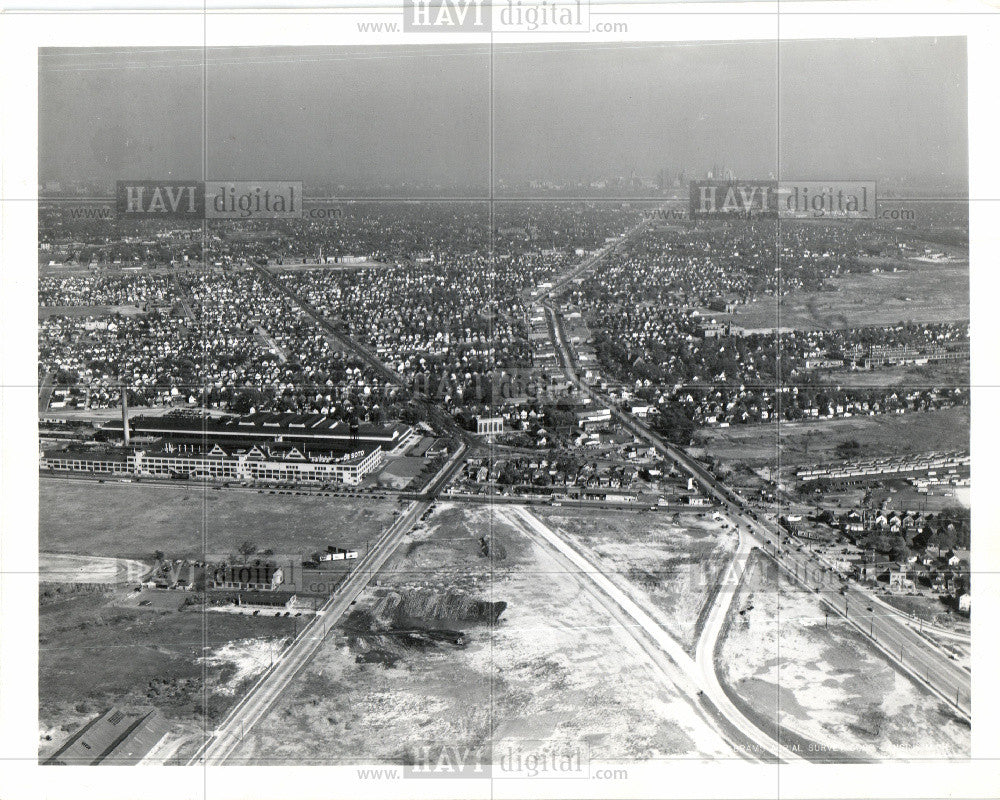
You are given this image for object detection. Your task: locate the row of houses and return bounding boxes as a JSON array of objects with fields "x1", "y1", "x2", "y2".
[
  {"x1": 798, "y1": 451, "x2": 969, "y2": 484},
  {"x1": 852, "y1": 559, "x2": 970, "y2": 610}
]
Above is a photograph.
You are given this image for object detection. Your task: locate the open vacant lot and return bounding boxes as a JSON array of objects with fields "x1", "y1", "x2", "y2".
[
  {"x1": 720, "y1": 261, "x2": 968, "y2": 330},
  {"x1": 373, "y1": 456, "x2": 427, "y2": 490},
  {"x1": 230, "y1": 503, "x2": 734, "y2": 765},
  {"x1": 40, "y1": 552, "x2": 149, "y2": 584},
  {"x1": 692, "y1": 406, "x2": 969, "y2": 470},
  {"x1": 38, "y1": 304, "x2": 147, "y2": 319},
  {"x1": 39, "y1": 479, "x2": 399, "y2": 560},
  {"x1": 717, "y1": 552, "x2": 969, "y2": 760},
  {"x1": 535, "y1": 508, "x2": 739, "y2": 652},
  {"x1": 38, "y1": 585, "x2": 294, "y2": 762}
]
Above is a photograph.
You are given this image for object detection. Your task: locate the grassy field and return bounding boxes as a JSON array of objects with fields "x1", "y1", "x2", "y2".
[
  {"x1": 717, "y1": 552, "x2": 969, "y2": 760},
  {"x1": 38, "y1": 585, "x2": 294, "y2": 760},
  {"x1": 39, "y1": 479, "x2": 400, "y2": 560},
  {"x1": 880, "y1": 594, "x2": 970, "y2": 635},
  {"x1": 717, "y1": 261, "x2": 967, "y2": 331},
  {"x1": 229, "y1": 503, "x2": 735, "y2": 765},
  {"x1": 799, "y1": 362, "x2": 968, "y2": 388},
  {"x1": 691, "y1": 406, "x2": 969, "y2": 470}
]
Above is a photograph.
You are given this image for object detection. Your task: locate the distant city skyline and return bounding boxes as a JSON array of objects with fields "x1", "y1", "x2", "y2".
[{"x1": 39, "y1": 38, "x2": 967, "y2": 192}]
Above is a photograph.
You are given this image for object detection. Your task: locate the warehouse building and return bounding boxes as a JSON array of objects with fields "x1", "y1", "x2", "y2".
[
  {"x1": 41, "y1": 442, "x2": 383, "y2": 485},
  {"x1": 45, "y1": 706, "x2": 169, "y2": 765},
  {"x1": 101, "y1": 411, "x2": 409, "y2": 450}
]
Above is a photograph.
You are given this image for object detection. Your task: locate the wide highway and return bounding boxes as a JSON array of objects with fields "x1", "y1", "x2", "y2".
[{"x1": 544, "y1": 298, "x2": 971, "y2": 720}]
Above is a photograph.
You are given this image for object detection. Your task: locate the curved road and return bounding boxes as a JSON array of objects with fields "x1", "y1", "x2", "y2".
[
  {"x1": 500, "y1": 505, "x2": 805, "y2": 764},
  {"x1": 543, "y1": 300, "x2": 971, "y2": 721}
]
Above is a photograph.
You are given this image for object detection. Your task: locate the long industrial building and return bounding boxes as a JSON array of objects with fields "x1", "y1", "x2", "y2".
[
  {"x1": 41, "y1": 442, "x2": 384, "y2": 485},
  {"x1": 40, "y1": 412, "x2": 404, "y2": 485},
  {"x1": 100, "y1": 411, "x2": 409, "y2": 449}
]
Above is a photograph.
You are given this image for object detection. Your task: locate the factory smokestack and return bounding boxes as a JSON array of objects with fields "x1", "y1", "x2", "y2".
[{"x1": 121, "y1": 383, "x2": 130, "y2": 447}]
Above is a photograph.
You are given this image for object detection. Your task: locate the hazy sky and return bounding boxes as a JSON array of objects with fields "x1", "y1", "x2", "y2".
[{"x1": 39, "y1": 38, "x2": 967, "y2": 189}]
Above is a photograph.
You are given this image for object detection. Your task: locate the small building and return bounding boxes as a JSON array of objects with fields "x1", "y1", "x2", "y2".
[
  {"x1": 575, "y1": 407, "x2": 611, "y2": 431},
  {"x1": 958, "y1": 593, "x2": 971, "y2": 613},
  {"x1": 856, "y1": 562, "x2": 884, "y2": 582},
  {"x1": 700, "y1": 321, "x2": 728, "y2": 339},
  {"x1": 888, "y1": 564, "x2": 915, "y2": 591},
  {"x1": 318, "y1": 546, "x2": 359, "y2": 562}
]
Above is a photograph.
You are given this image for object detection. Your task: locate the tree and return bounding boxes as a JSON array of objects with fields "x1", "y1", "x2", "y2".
[
  {"x1": 888, "y1": 536, "x2": 910, "y2": 563},
  {"x1": 238, "y1": 540, "x2": 257, "y2": 560}
]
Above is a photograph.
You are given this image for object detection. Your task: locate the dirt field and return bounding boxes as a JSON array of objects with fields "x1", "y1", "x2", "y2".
[
  {"x1": 229, "y1": 503, "x2": 734, "y2": 765},
  {"x1": 691, "y1": 406, "x2": 969, "y2": 470},
  {"x1": 40, "y1": 552, "x2": 150, "y2": 584},
  {"x1": 534, "y1": 508, "x2": 739, "y2": 652},
  {"x1": 38, "y1": 586, "x2": 294, "y2": 761},
  {"x1": 801, "y1": 362, "x2": 968, "y2": 388},
  {"x1": 717, "y1": 552, "x2": 969, "y2": 760},
  {"x1": 38, "y1": 304, "x2": 145, "y2": 318},
  {"x1": 39, "y1": 479, "x2": 399, "y2": 560},
  {"x1": 720, "y1": 261, "x2": 968, "y2": 330}
]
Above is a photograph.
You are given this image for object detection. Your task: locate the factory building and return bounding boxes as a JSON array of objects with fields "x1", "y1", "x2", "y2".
[
  {"x1": 41, "y1": 443, "x2": 383, "y2": 485},
  {"x1": 42, "y1": 412, "x2": 401, "y2": 485}
]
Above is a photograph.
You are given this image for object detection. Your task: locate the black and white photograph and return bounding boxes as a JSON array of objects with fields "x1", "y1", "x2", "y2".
[{"x1": 2, "y1": 2, "x2": 999, "y2": 799}]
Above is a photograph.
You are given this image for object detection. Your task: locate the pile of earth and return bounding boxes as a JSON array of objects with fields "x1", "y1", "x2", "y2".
[
  {"x1": 343, "y1": 588, "x2": 507, "y2": 666},
  {"x1": 375, "y1": 587, "x2": 507, "y2": 627}
]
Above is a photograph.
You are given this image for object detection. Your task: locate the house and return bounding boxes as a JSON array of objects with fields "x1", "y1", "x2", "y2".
[
  {"x1": 856, "y1": 562, "x2": 884, "y2": 582},
  {"x1": 149, "y1": 559, "x2": 201, "y2": 590},
  {"x1": 958, "y1": 593, "x2": 971, "y2": 613},
  {"x1": 888, "y1": 564, "x2": 914, "y2": 591}
]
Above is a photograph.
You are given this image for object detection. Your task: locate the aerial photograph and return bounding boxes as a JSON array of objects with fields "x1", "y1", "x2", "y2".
[{"x1": 34, "y1": 37, "x2": 970, "y2": 773}]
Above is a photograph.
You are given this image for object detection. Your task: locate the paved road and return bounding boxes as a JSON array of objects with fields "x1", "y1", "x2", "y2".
[
  {"x1": 38, "y1": 371, "x2": 54, "y2": 412},
  {"x1": 535, "y1": 219, "x2": 650, "y2": 303},
  {"x1": 253, "y1": 264, "x2": 477, "y2": 450},
  {"x1": 501, "y1": 505, "x2": 803, "y2": 763},
  {"x1": 544, "y1": 300, "x2": 971, "y2": 720},
  {"x1": 692, "y1": 527, "x2": 761, "y2": 748},
  {"x1": 188, "y1": 444, "x2": 468, "y2": 765}
]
